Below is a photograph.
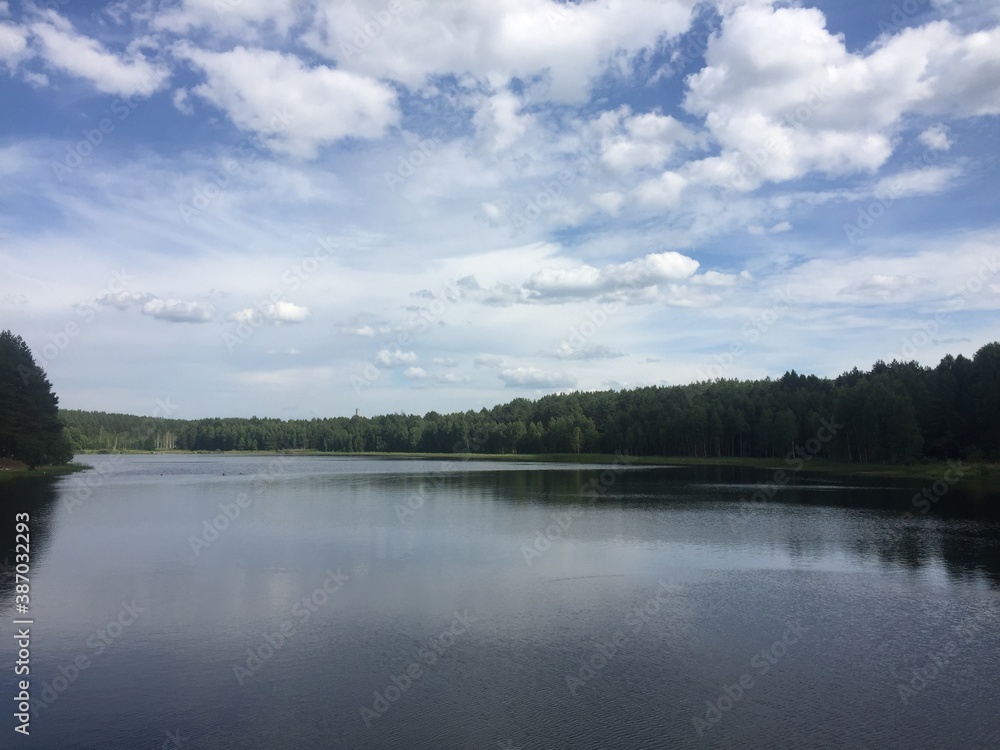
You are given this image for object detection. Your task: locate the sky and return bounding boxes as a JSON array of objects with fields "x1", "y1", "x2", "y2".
[{"x1": 1, "y1": 0, "x2": 999, "y2": 420}]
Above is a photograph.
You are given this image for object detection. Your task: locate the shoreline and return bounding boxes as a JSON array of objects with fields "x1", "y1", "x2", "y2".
[{"x1": 71, "y1": 450, "x2": 998, "y2": 484}]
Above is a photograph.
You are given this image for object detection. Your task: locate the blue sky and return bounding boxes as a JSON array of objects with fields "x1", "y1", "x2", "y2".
[{"x1": 1, "y1": 0, "x2": 998, "y2": 419}]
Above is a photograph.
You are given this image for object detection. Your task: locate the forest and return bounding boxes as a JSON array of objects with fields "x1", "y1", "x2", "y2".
[
  {"x1": 0, "y1": 330, "x2": 74, "y2": 467},
  {"x1": 60, "y1": 342, "x2": 1000, "y2": 465}
]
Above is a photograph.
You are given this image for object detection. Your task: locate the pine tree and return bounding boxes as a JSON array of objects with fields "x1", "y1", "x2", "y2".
[{"x1": 0, "y1": 330, "x2": 74, "y2": 467}]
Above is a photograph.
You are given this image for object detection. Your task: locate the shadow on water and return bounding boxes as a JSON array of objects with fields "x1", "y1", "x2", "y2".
[
  {"x1": 0, "y1": 476, "x2": 61, "y2": 606},
  {"x1": 436, "y1": 462, "x2": 1000, "y2": 589}
]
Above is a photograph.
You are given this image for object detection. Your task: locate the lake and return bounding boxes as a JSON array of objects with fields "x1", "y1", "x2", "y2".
[{"x1": 2, "y1": 454, "x2": 999, "y2": 749}]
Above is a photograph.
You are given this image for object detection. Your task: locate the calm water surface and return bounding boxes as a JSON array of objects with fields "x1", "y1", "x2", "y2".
[{"x1": 2, "y1": 455, "x2": 999, "y2": 749}]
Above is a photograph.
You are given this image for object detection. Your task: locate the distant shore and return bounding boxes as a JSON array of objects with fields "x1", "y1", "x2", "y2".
[{"x1": 70, "y1": 450, "x2": 998, "y2": 485}]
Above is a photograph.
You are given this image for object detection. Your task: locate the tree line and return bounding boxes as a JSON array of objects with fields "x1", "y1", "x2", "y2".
[
  {"x1": 60, "y1": 342, "x2": 1000, "y2": 465},
  {"x1": 0, "y1": 330, "x2": 74, "y2": 467}
]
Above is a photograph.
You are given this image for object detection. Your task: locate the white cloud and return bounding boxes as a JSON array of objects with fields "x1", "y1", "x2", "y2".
[
  {"x1": 95, "y1": 290, "x2": 152, "y2": 309},
  {"x1": 172, "y1": 88, "x2": 194, "y2": 115},
  {"x1": 499, "y1": 367, "x2": 576, "y2": 389},
  {"x1": 474, "y1": 88, "x2": 535, "y2": 152},
  {"x1": 553, "y1": 343, "x2": 624, "y2": 360},
  {"x1": 261, "y1": 301, "x2": 310, "y2": 323},
  {"x1": 690, "y1": 270, "x2": 745, "y2": 287},
  {"x1": 635, "y1": 170, "x2": 687, "y2": 207},
  {"x1": 403, "y1": 366, "x2": 427, "y2": 379},
  {"x1": 658, "y1": 283, "x2": 723, "y2": 308},
  {"x1": 591, "y1": 191, "x2": 625, "y2": 215},
  {"x1": 175, "y1": 45, "x2": 399, "y2": 157},
  {"x1": 840, "y1": 274, "x2": 933, "y2": 301},
  {"x1": 3, "y1": 1, "x2": 999, "y2": 419},
  {"x1": 154, "y1": 0, "x2": 303, "y2": 37},
  {"x1": 304, "y1": 0, "x2": 697, "y2": 102},
  {"x1": 0, "y1": 21, "x2": 28, "y2": 69},
  {"x1": 780, "y1": 236, "x2": 1000, "y2": 310},
  {"x1": 524, "y1": 250, "x2": 700, "y2": 301},
  {"x1": 682, "y1": 6, "x2": 1000, "y2": 190},
  {"x1": 919, "y1": 124, "x2": 952, "y2": 151},
  {"x1": 31, "y1": 12, "x2": 168, "y2": 96},
  {"x1": 481, "y1": 202, "x2": 504, "y2": 223},
  {"x1": 228, "y1": 300, "x2": 310, "y2": 324},
  {"x1": 22, "y1": 71, "x2": 48, "y2": 87},
  {"x1": 348, "y1": 325, "x2": 375, "y2": 336},
  {"x1": 375, "y1": 348, "x2": 418, "y2": 367},
  {"x1": 141, "y1": 297, "x2": 215, "y2": 323},
  {"x1": 748, "y1": 221, "x2": 792, "y2": 235},
  {"x1": 338, "y1": 314, "x2": 392, "y2": 337},
  {"x1": 876, "y1": 166, "x2": 962, "y2": 198},
  {"x1": 88, "y1": 288, "x2": 221, "y2": 324},
  {"x1": 908, "y1": 22, "x2": 1000, "y2": 118},
  {"x1": 597, "y1": 107, "x2": 700, "y2": 174}
]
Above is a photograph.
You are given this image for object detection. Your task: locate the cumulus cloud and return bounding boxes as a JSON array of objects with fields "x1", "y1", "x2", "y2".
[
  {"x1": 919, "y1": 124, "x2": 952, "y2": 151},
  {"x1": 910, "y1": 22, "x2": 1000, "y2": 118},
  {"x1": 94, "y1": 290, "x2": 153, "y2": 309},
  {"x1": 89, "y1": 289, "x2": 219, "y2": 323},
  {"x1": 682, "y1": 5, "x2": 1000, "y2": 190},
  {"x1": 228, "y1": 301, "x2": 310, "y2": 324},
  {"x1": 174, "y1": 44, "x2": 399, "y2": 157},
  {"x1": 524, "y1": 251, "x2": 700, "y2": 301},
  {"x1": 30, "y1": 12, "x2": 168, "y2": 96},
  {"x1": 3, "y1": 0, "x2": 999, "y2": 419},
  {"x1": 635, "y1": 171, "x2": 688, "y2": 207},
  {"x1": 141, "y1": 297, "x2": 215, "y2": 323},
  {"x1": 596, "y1": 107, "x2": 700, "y2": 174},
  {"x1": 499, "y1": 367, "x2": 576, "y2": 389},
  {"x1": 474, "y1": 89, "x2": 536, "y2": 152},
  {"x1": 375, "y1": 348, "x2": 418, "y2": 367},
  {"x1": 338, "y1": 314, "x2": 392, "y2": 337},
  {"x1": 304, "y1": 0, "x2": 698, "y2": 102}
]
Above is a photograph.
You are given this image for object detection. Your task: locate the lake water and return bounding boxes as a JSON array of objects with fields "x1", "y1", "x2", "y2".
[{"x1": 2, "y1": 454, "x2": 999, "y2": 749}]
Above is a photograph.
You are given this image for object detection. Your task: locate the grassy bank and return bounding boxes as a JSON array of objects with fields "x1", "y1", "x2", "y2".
[{"x1": 0, "y1": 458, "x2": 90, "y2": 483}]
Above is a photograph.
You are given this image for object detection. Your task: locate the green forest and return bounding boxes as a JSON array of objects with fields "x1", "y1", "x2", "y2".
[
  {"x1": 0, "y1": 330, "x2": 74, "y2": 468},
  {"x1": 59, "y1": 342, "x2": 1000, "y2": 466}
]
